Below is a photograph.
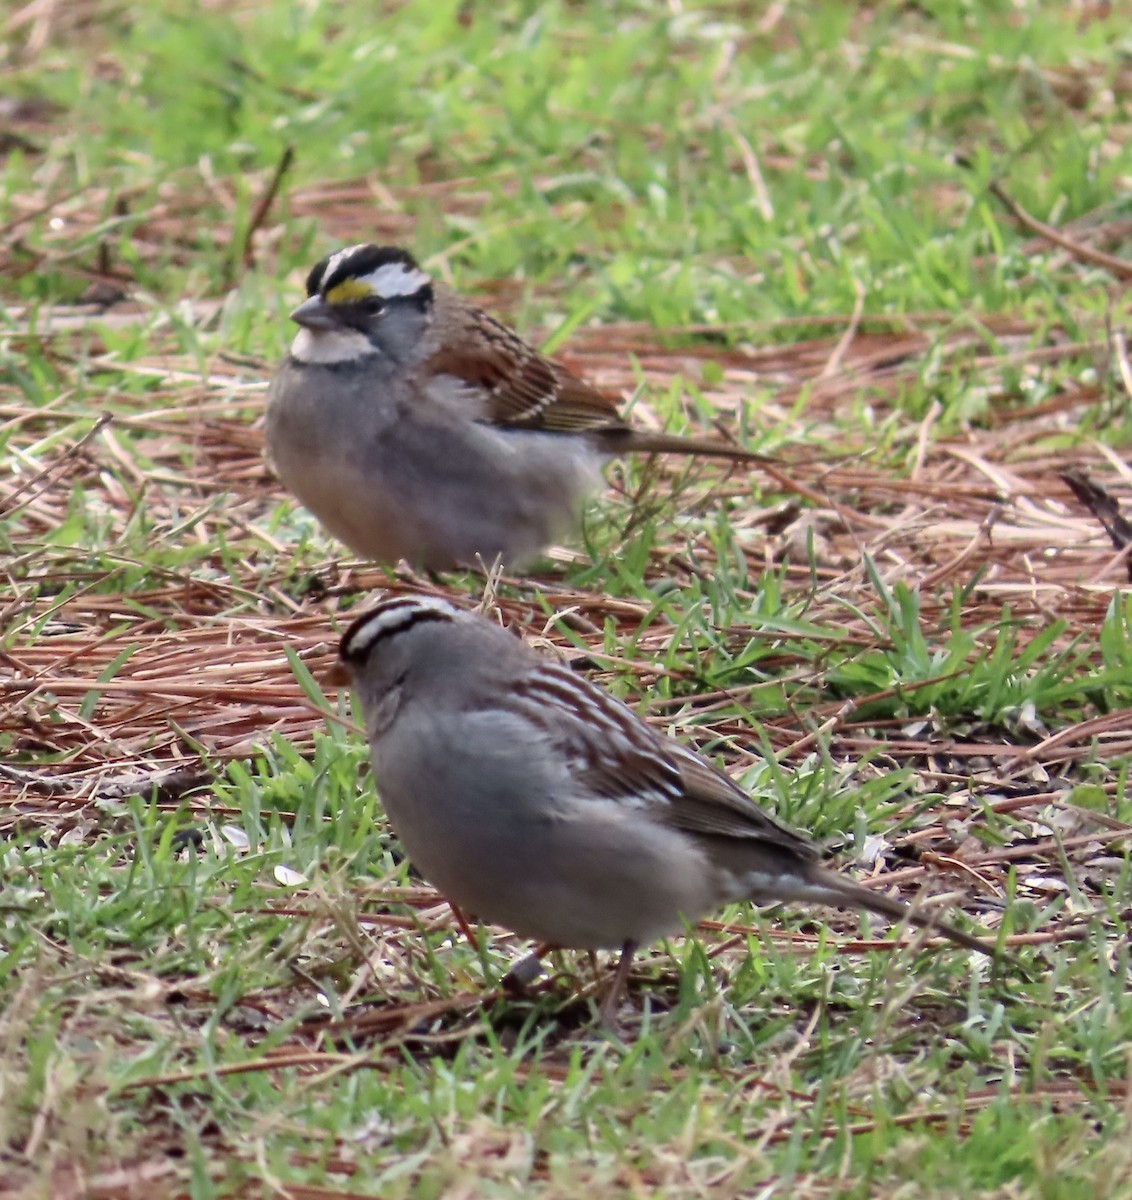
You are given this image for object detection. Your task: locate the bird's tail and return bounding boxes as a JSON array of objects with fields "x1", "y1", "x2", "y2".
[
  {"x1": 794, "y1": 866, "x2": 999, "y2": 958},
  {"x1": 595, "y1": 428, "x2": 770, "y2": 463}
]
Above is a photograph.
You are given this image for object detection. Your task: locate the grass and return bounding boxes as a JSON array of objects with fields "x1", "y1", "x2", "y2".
[{"x1": 3, "y1": 1, "x2": 1132, "y2": 1196}]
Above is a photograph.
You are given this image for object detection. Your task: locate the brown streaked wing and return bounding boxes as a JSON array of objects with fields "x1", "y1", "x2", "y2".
[
  {"x1": 424, "y1": 340, "x2": 557, "y2": 420},
  {"x1": 509, "y1": 666, "x2": 686, "y2": 805},
  {"x1": 576, "y1": 740, "x2": 687, "y2": 808},
  {"x1": 536, "y1": 369, "x2": 630, "y2": 435},
  {"x1": 425, "y1": 310, "x2": 626, "y2": 434},
  {"x1": 507, "y1": 661, "x2": 811, "y2": 856},
  {"x1": 660, "y1": 747, "x2": 820, "y2": 860}
]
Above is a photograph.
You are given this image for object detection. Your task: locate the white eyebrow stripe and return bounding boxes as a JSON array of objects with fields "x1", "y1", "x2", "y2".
[{"x1": 361, "y1": 262, "x2": 432, "y2": 297}]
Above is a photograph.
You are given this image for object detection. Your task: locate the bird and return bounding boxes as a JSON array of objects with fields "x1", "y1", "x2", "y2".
[
  {"x1": 337, "y1": 594, "x2": 1000, "y2": 1026},
  {"x1": 265, "y1": 244, "x2": 764, "y2": 571}
]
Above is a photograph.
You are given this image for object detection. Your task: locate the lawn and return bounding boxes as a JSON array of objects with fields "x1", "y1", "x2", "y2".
[{"x1": 2, "y1": 1, "x2": 1131, "y2": 1197}]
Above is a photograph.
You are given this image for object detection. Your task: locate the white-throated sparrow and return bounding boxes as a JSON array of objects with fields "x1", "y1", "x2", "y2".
[{"x1": 266, "y1": 244, "x2": 764, "y2": 570}]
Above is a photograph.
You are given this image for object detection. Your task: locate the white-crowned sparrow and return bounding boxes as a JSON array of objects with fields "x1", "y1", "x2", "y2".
[
  {"x1": 266, "y1": 244, "x2": 764, "y2": 571},
  {"x1": 338, "y1": 595, "x2": 998, "y2": 1024}
]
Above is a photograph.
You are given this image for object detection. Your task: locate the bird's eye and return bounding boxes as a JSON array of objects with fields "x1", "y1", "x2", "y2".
[{"x1": 358, "y1": 295, "x2": 386, "y2": 313}]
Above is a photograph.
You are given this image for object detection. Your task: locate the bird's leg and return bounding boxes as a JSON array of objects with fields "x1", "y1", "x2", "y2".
[
  {"x1": 598, "y1": 940, "x2": 638, "y2": 1028},
  {"x1": 502, "y1": 942, "x2": 556, "y2": 995},
  {"x1": 448, "y1": 906, "x2": 552, "y2": 994},
  {"x1": 448, "y1": 902, "x2": 480, "y2": 947}
]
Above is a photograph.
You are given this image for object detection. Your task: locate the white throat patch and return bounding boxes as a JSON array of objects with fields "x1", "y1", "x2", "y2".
[{"x1": 289, "y1": 326, "x2": 376, "y2": 364}]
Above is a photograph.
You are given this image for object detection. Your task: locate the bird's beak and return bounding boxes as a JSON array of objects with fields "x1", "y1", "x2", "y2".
[
  {"x1": 290, "y1": 295, "x2": 339, "y2": 330},
  {"x1": 324, "y1": 661, "x2": 352, "y2": 689}
]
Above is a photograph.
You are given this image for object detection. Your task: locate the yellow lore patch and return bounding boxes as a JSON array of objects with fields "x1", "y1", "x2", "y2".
[{"x1": 325, "y1": 278, "x2": 374, "y2": 304}]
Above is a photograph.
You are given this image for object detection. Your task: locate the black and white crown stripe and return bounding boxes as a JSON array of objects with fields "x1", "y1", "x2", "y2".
[
  {"x1": 339, "y1": 596, "x2": 464, "y2": 664},
  {"x1": 306, "y1": 243, "x2": 368, "y2": 294},
  {"x1": 307, "y1": 244, "x2": 433, "y2": 302}
]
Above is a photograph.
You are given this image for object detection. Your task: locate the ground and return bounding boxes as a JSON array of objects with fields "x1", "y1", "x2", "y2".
[{"x1": 2, "y1": 2, "x2": 1131, "y2": 1197}]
